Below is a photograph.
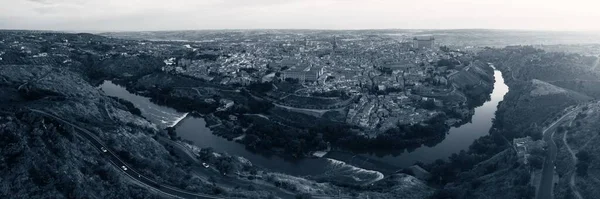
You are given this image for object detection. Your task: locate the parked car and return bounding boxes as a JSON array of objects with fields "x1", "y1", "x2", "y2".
[
  {"x1": 121, "y1": 166, "x2": 127, "y2": 171},
  {"x1": 100, "y1": 147, "x2": 108, "y2": 153},
  {"x1": 202, "y1": 163, "x2": 210, "y2": 168}
]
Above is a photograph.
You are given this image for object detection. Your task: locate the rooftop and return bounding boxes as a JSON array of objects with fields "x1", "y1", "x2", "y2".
[
  {"x1": 285, "y1": 65, "x2": 322, "y2": 73},
  {"x1": 414, "y1": 36, "x2": 435, "y2": 41}
]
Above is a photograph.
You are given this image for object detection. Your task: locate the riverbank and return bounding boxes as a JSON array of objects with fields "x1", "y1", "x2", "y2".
[
  {"x1": 98, "y1": 62, "x2": 500, "y2": 172},
  {"x1": 98, "y1": 67, "x2": 504, "y2": 185},
  {"x1": 103, "y1": 59, "x2": 495, "y2": 161},
  {"x1": 100, "y1": 80, "x2": 387, "y2": 187},
  {"x1": 324, "y1": 69, "x2": 507, "y2": 170},
  {"x1": 94, "y1": 56, "x2": 501, "y2": 192}
]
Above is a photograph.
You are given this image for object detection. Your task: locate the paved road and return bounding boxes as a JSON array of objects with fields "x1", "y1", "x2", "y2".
[
  {"x1": 536, "y1": 107, "x2": 580, "y2": 199},
  {"x1": 30, "y1": 109, "x2": 224, "y2": 199},
  {"x1": 30, "y1": 109, "x2": 352, "y2": 199}
]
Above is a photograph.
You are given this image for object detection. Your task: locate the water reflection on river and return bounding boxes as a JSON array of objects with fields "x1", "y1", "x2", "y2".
[
  {"x1": 100, "y1": 81, "x2": 384, "y2": 185},
  {"x1": 99, "y1": 69, "x2": 507, "y2": 181},
  {"x1": 99, "y1": 81, "x2": 187, "y2": 128},
  {"x1": 326, "y1": 70, "x2": 509, "y2": 171}
]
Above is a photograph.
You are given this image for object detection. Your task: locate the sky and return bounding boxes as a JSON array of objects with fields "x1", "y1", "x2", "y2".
[{"x1": 1, "y1": 0, "x2": 600, "y2": 31}]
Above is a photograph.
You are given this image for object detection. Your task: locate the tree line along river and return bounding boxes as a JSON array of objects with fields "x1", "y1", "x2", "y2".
[{"x1": 99, "y1": 69, "x2": 508, "y2": 185}]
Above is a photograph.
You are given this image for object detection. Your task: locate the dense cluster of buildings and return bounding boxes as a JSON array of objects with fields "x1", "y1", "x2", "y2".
[
  {"x1": 1, "y1": 30, "x2": 470, "y2": 131},
  {"x1": 130, "y1": 32, "x2": 481, "y2": 132}
]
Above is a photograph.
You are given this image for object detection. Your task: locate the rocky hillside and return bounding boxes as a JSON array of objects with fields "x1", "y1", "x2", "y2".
[
  {"x1": 0, "y1": 64, "x2": 174, "y2": 198},
  {"x1": 0, "y1": 63, "x2": 306, "y2": 198},
  {"x1": 420, "y1": 46, "x2": 597, "y2": 199},
  {"x1": 478, "y1": 46, "x2": 599, "y2": 83},
  {"x1": 0, "y1": 110, "x2": 163, "y2": 198},
  {"x1": 552, "y1": 102, "x2": 600, "y2": 199},
  {"x1": 478, "y1": 47, "x2": 595, "y2": 139},
  {"x1": 493, "y1": 79, "x2": 591, "y2": 138},
  {"x1": 439, "y1": 150, "x2": 536, "y2": 199}
]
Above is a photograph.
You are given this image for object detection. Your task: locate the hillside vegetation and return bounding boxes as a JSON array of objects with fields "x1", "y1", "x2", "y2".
[
  {"x1": 425, "y1": 46, "x2": 597, "y2": 199},
  {"x1": 553, "y1": 102, "x2": 600, "y2": 199}
]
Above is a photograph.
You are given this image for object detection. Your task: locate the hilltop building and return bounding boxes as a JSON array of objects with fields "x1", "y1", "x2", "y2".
[
  {"x1": 513, "y1": 137, "x2": 532, "y2": 164},
  {"x1": 413, "y1": 36, "x2": 435, "y2": 49},
  {"x1": 281, "y1": 65, "x2": 324, "y2": 82},
  {"x1": 513, "y1": 136, "x2": 545, "y2": 165}
]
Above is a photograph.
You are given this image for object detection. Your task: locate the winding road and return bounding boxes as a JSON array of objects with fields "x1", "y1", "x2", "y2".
[
  {"x1": 30, "y1": 108, "x2": 343, "y2": 199},
  {"x1": 29, "y1": 109, "x2": 224, "y2": 199},
  {"x1": 536, "y1": 106, "x2": 581, "y2": 199}
]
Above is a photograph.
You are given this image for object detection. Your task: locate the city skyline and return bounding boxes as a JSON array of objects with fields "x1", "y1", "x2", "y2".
[{"x1": 2, "y1": 0, "x2": 600, "y2": 32}]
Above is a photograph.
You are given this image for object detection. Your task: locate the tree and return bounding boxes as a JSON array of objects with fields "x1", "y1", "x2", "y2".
[
  {"x1": 485, "y1": 163, "x2": 498, "y2": 174},
  {"x1": 419, "y1": 99, "x2": 437, "y2": 110},
  {"x1": 529, "y1": 155, "x2": 544, "y2": 170},
  {"x1": 436, "y1": 59, "x2": 459, "y2": 68},
  {"x1": 576, "y1": 151, "x2": 590, "y2": 162},
  {"x1": 470, "y1": 178, "x2": 482, "y2": 189},
  {"x1": 440, "y1": 46, "x2": 450, "y2": 52},
  {"x1": 247, "y1": 82, "x2": 273, "y2": 93},
  {"x1": 514, "y1": 170, "x2": 531, "y2": 185},
  {"x1": 575, "y1": 112, "x2": 586, "y2": 120},
  {"x1": 530, "y1": 147, "x2": 545, "y2": 156},
  {"x1": 576, "y1": 162, "x2": 589, "y2": 176},
  {"x1": 530, "y1": 130, "x2": 543, "y2": 141},
  {"x1": 166, "y1": 127, "x2": 177, "y2": 140},
  {"x1": 198, "y1": 148, "x2": 214, "y2": 161},
  {"x1": 517, "y1": 185, "x2": 535, "y2": 199},
  {"x1": 428, "y1": 188, "x2": 460, "y2": 199},
  {"x1": 215, "y1": 157, "x2": 234, "y2": 174}
]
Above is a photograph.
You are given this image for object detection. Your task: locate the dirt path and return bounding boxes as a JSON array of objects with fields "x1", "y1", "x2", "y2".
[
  {"x1": 579, "y1": 134, "x2": 598, "y2": 151},
  {"x1": 563, "y1": 117, "x2": 583, "y2": 199},
  {"x1": 536, "y1": 106, "x2": 581, "y2": 199}
]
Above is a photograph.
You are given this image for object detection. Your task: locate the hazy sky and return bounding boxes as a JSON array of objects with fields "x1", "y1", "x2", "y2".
[{"x1": 2, "y1": 0, "x2": 600, "y2": 31}]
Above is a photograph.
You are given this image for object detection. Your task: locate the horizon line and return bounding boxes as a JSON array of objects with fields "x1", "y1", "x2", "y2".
[{"x1": 2, "y1": 28, "x2": 600, "y2": 34}]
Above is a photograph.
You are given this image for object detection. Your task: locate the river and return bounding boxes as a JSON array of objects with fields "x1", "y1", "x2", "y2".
[
  {"x1": 325, "y1": 70, "x2": 509, "y2": 171},
  {"x1": 99, "y1": 69, "x2": 507, "y2": 184},
  {"x1": 100, "y1": 81, "x2": 384, "y2": 185}
]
